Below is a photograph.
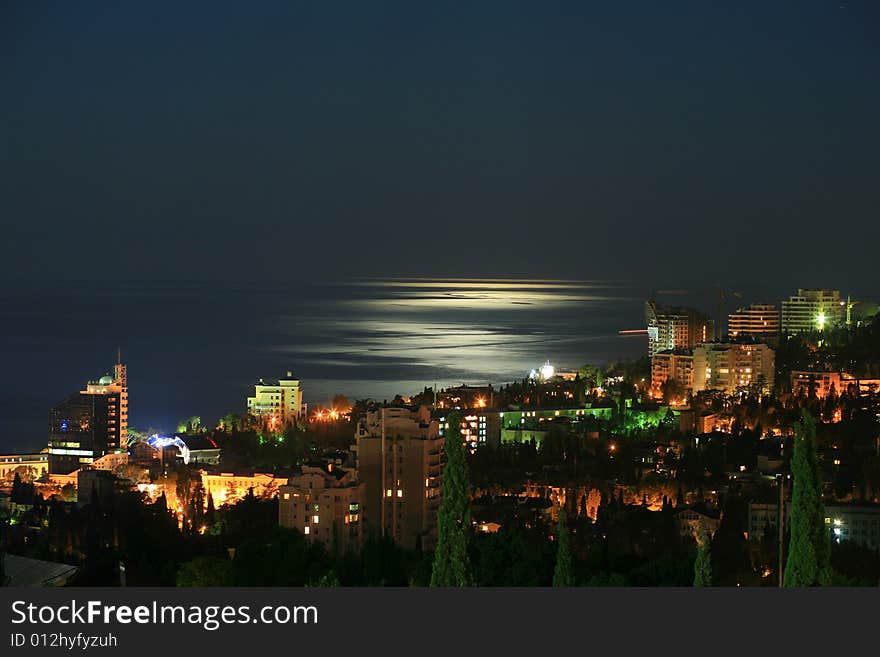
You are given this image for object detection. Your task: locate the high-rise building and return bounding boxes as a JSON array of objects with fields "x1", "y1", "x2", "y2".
[
  {"x1": 728, "y1": 304, "x2": 779, "y2": 341},
  {"x1": 246, "y1": 372, "x2": 304, "y2": 427},
  {"x1": 48, "y1": 357, "x2": 128, "y2": 474},
  {"x1": 692, "y1": 342, "x2": 775, "y2": 395},
  {"x1": 650, "y1": 349, "x2": 695, "y2": 396},
  {"x1": 645, "y1": 300, "x2": 714, "y2": 357},
  {"x1": 781, "y1": 289, "x2": 844, "y2": 334},
  {"x1": 278, "y1": 464, "x2": 365, "y2": 553},
  {"x1": 354, "y1": 407, "x2": 443, "y2": 550}
]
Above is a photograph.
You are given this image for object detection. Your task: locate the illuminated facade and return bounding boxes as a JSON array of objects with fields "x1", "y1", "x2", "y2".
[
  {"x1": 781, "y1": 289, "x2": 843, "y2": 334},
  {"x1": 246, "y1": 372, "x2": 304, "y2": 427},
  {"x1": 650, "y1": 349, "x2": 695, "y2": 395},
  {"x1": 355, "y1": 407, "x2": 443, "y2": 549},
  {"x1": 692, "y1": 343, "x2": 775, "y2": 394},
  {"x1": 728, "y1": 304, "x2": 779, "y2": 340},
  {"x1": 201, "y1": 471, "x2": 287, "y2": 506},
  {"x1": 791, "y1": 371, "x2": 880, "y2": 399},
  {"x1": 0, "y1": 452, "x2": 48, "y2": 480},
  {"x1": 48, "y1": 358, "x2": 128, "y2": 474},
  {"x1": 278, "y1": 465, "x2": 365, "y2": 553},
  {"x1": 645, "y1": 301, "x2": 713, "y2": 357},
  {"x1": 438, "y1": 412, "x2": 502, "y2": 449}
]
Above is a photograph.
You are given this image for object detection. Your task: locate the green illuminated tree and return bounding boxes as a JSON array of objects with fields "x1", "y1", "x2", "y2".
[
  {"x1": 784, "y1": 411, "x2": 832, "y2": 587},
  {"x1": 552, "y1": 508, "x2": 575, "y2": 586},
  {"x1": 431, "y1": 411, "x2": 472, "y2": 587},
  {"x1": 693, "y1": 525, "x2": 713, "y2": 587}
]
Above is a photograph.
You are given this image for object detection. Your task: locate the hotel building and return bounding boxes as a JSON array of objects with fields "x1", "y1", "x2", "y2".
[
  {"x1": 246, "y1": 372, "x2": 304, "y2": 426},
  {"x1": 48, "y1": 359, "x2": 128, "y2": 474},
  {"x1": 355, "y1": 407, "x2": 443, "y2": 550}
]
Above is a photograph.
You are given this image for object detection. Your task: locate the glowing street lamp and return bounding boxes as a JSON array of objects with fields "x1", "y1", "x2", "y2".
[{"x1": 817, "y1": 312, "x2": 826, "y2": 330}]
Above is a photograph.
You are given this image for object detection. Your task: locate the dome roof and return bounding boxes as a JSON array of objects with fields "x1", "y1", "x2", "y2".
[{"x1": 98, "y1": 375, "x2": 114, "y2": 385}]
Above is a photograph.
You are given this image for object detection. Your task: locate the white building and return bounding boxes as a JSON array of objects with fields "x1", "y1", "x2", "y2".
[{"x1": 781, "y1": 289, "x2": 843, "y2": 334}]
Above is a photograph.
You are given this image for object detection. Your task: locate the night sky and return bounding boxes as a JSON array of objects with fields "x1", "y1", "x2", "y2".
[{"x1": 2, "y1": 1, "x2": 878, "y2": 291}]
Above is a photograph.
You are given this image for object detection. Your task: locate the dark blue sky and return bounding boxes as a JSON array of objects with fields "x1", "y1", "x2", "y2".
[{"x1": 2, "y1": 1, "x2": 879, "y2": 292}]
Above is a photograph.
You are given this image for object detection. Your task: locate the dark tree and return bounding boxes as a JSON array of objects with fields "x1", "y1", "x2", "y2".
[
  {"x1": 553, "y1": 509, "x2": 575, "y2": 587},
  {"x1": 784, "y1": 411, "x2": 832, "y2": 586},
  {"x1": 693, "y1": 525, "x2": 713, "y2": 587},
  {"x1": 431, "y1": 411, "x2": 472, "y2": 587}
]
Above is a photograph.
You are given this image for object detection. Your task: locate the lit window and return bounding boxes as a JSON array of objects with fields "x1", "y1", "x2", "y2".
[
  {"x1": 386, "y1": 489, "x2": 392, "y2": 497},
  {"x1": 304, "y1": 526, "x2": 310, "y2": 535},
  {"x1": 283, "y1": 493, "x2": 290, "y2": 500},
  {"x1": 397, "y1": 490, "x2": 403, "y2": 498},
  {"x1": 313, "y1": 515, "x2": 319, "y2": 524}
]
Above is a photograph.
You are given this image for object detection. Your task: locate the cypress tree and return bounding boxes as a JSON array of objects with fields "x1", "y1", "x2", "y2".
[
  {"x1": 431, "y1": 411, "x2": 472, "y2": 586},
  {"x1": 693, "y1": 525, "x2": 713, "y2": 587},
  {"x1": 784, "y1": 411, "x2": 832, "y2": 587},
  {"x1": 552, "y1": 508, "x2": 575, "y2": 587}
]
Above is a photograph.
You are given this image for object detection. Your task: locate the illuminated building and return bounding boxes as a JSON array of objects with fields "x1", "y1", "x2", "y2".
[
  {"x1": 48, "y1": 357, "x2": 128, "y2": 474},
  {"x1": 355, "y1": 407, "x2": 443, "y2": 549},
  {"x1": 728, "y1": 303, "x2": 779, "y2": 341},
  {"x1": 692, "y1": 342, "x2": 775, "y2": 395},
  {"x1": 650, "y1": 349, "x2": 694, "y2": 396},
  {"x1": 824, "y1": 505, "x2": 880, "y2": 550},
  {"x1": 750, "y1": 502, "x2": 880, "y2": 551},
  {"x1": 246, "y1": 372, "x2": 304, "y2": 427},
  {"x1": 278, "y1": 464, "x2": 365, "y2": 553},
  {"x1": 645, "y1": 300, "x2": 713, "y2": 357},
  {"x1": 438, "y1": 412, "x2": 502, "y2": 449},
  {"x1": 201, "y1": 470, "x2": 288, "y2": 506},
  {"x1": 498, "y1": 406, "x2": 614, "y2": 447},
  {"x1": 781, "y1": 289, "x2": 843, "y2": 334},
  {"x1": 790, "y1": 371, "x2": 880, "y2": 399},
  {"x1": 675, "y1": 504, "x2": 721, "y2": 541},
  {"x1": 528, "y1": 360, "x2": 557, "y2": 381},
  {"x1": 0, "y1": 452, "x2": 48, "y2": 480}
]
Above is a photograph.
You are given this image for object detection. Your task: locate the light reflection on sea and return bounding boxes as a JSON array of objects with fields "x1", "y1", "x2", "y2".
[{"x1": 0, "y1": 278, "x2": 648, "y2": 449}]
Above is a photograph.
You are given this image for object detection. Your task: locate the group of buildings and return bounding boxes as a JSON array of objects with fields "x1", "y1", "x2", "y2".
[
  {"x1": 7, "y1": 285, "x2": 878, "y2": 562},
  {"x1": 649, "y1": 288, "x2": 870, "y2": 399}
]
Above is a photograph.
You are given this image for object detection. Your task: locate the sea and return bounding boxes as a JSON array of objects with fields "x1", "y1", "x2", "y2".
[{"x1": 0, "y1": 277, "x2": 765, "y2": 452}]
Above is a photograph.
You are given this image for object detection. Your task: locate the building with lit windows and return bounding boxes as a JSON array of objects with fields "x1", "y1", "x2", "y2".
[
  {"x1": 278, "y1": 464, "x2": 365, "y2": 553},
  {"x1": 246, "y1": 372, "x2": 304, "y2": 427},
  {"x1": 781, "y1": 289, "x2": 843, "y2": 334},
  {"x1": 728, "y1": 304, "x2": 779, "y2": 341},
  {"x1": 438, "y1": 412, "x2": 502, "y2": 449},
  {"x1": 48, "y1": 358, "x2": 128, "y2": 474},
  {"x1": 650, "y1": 349, "x2": 695, "y2": 396},
  {"x1": 354, "y1": 406, "x2": 443, "y2": 550},
  {"x1": 692, "y1": 342, "x2": 775, "y2": 395},
  {"x1": 645, "y1": 300, "x2": 714, "y2": 357},
  {"x1": 825, "y1": 504, "x2": 880, "y2": 550},
  {"x1": 790, "y1": 371, "x2": 880, "y2": 399}
]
